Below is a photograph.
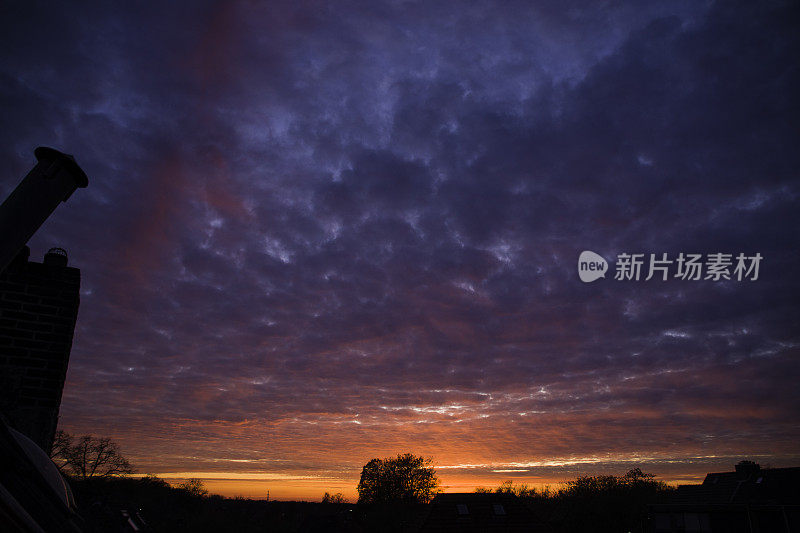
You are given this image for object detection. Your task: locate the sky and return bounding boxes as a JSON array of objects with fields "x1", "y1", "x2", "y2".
[{"x1": 1, "y1": 0, "x2": 798, "y2": 501}]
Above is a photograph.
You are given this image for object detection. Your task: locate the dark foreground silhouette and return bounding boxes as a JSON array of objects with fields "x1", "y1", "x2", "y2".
[
  {"x1": 68, "y1": 470, "x2": 674, "y2": 533},
  {"x1": 67, "y1": 462, "x2": 800, "y2": 532},
  {"x1": 69, "y1": 476, "x2": 426, "y2": 533}
]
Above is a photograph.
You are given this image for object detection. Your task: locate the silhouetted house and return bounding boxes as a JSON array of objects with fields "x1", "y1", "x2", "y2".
[
  {"x1": 0, "y1": 147, "x2": 87, "y2": 531},
  {"x1": 649, "y1": 461, "x2": 800, "y2": 532},
  {"x1": 418, "y1": 492, "x2": 551, "y2": 533},
  {"x1": 0, "y1": 246, "x2": 81, "y2": 454}
]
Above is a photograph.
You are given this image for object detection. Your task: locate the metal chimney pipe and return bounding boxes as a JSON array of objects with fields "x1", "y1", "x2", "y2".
[{"x1": 0, "y1": 147, "x2": 88, "y2": 273}]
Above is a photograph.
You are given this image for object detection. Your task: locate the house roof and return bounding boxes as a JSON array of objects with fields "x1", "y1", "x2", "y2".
[
  {"x1": 418, "y1": 492, "x2": 552, "y2": 533},
  {"x1": 666, "y1": 464, "x2": 800, "y2": 506}
]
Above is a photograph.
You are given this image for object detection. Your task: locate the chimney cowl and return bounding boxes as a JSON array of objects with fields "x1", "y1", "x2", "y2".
[
  {"x1": 34, "y1": 147, "x2": 88, "y2": 188},
  {"x1": 43, "y1": 247, "x2": 68, "y2": 267}
]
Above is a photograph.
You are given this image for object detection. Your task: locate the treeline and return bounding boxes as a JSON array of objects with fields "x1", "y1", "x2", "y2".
[
  {"x1": 476, "y1": 468, "x2": 675, "y2": 533},
  {"x1": 68, "y1": 474, "x2": 353, "y2": 532},
  {"x1": 55, "y1": 435, "x2": 675, "y2": 533}
]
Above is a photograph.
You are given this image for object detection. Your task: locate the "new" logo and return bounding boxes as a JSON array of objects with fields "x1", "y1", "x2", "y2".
[{"x1": 578, "y1": 251, "x2": 608, "y2": 282}]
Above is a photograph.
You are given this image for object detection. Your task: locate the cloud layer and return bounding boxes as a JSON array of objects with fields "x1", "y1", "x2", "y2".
[{"x1": 1, "y1": 0, "x2": 798, "y2": 498}]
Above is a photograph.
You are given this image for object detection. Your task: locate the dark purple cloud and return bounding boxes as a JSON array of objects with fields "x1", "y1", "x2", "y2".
[{"x1": 1, "y1": 0, "x2": 798, "y2": 498}]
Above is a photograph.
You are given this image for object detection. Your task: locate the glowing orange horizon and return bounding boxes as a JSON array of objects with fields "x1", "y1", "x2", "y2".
[{"x1": 127, "y1": 462, "x2": 714, "y2": 502}]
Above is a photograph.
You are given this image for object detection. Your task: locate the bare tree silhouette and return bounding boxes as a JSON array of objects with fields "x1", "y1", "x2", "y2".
[{"x1": 50, "y1": 430, "x2": 134, "y2": 479}]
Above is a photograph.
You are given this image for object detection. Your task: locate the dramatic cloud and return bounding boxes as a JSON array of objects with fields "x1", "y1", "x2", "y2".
[{"x1": 1, "y1": 0, "x2": 797, "y2": 499}]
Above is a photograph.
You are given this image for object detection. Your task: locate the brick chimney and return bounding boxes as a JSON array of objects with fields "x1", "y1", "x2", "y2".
[{"x1": 0, "y1": 246, "x2": 81, "y2": 454}]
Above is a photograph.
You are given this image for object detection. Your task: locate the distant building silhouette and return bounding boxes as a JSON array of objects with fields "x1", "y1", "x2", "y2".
[
  {"x1": 0, "y1": 245, "x2": 81, "y2": 454},
  {"x1": 418, "y1": 492, "x2": 552, "y2": 532},
  {"x1": 650, "y1": 461, "x2": 800, "y2": 532}
]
